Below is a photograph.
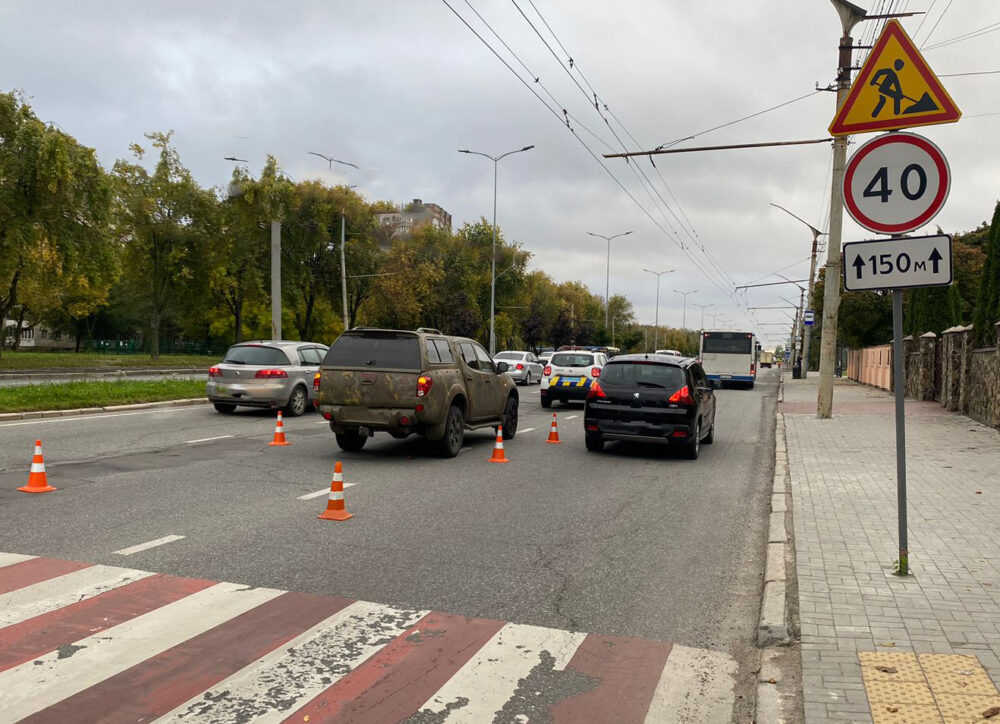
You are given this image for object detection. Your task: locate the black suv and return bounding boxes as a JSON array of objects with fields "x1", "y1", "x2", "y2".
[{"x1": 583, "y1": 353, "x2": 717, "y2": 459}]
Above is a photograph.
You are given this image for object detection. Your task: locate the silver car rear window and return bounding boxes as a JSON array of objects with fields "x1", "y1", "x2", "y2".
[{"x1": 224, "y1": 345, "x2": 289, "y2": 365}]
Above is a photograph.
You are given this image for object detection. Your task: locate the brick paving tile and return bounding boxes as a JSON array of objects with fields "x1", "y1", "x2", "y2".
[{"x1": 782, "y1": 376, "x2": 1000, "y2": 722}]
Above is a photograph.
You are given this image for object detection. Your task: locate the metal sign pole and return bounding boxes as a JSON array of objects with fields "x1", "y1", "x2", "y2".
[{"x1": 891, "y1": 288, "x2": 908, "y2": 575}]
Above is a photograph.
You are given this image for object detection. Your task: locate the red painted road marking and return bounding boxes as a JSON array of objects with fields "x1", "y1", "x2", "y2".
[
  {"x1": 0, "y1": 557, "x2": 91, "y2": 596},
  {"x1": 284, "y1": 611, "x2": 507, "y2": 723},
  {"x1": 0, "y1": 573, "x2": 214, "y2": 673},
  {"x1": 550, "y1": 634, "x2": 673, "y2": 723},
  {"x1": 20, "y1": 591, "x2": 354, "y2": 724}
]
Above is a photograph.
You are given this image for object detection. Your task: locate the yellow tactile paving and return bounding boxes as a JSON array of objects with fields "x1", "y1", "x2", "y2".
[
  {"x1": 934, "y1": 693, "x2": 1000, "y2": 720},
  {"x1": 869, "y1": 703, "x2": 943, "y2": 724},
  {"x1": 860, "y1": 652, "x2": 1000, "y2": 724},
  {"x1": 861, "y1": 651, "x2": 928, "y2": 681}
]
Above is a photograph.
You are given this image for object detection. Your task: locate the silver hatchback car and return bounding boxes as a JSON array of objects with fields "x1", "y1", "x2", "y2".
[{"x1": 206, "y1": 341, "x2": 328, "y2": 416}]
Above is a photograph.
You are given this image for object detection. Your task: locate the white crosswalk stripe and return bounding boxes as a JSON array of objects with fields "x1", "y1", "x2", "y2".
[
  {"x1": 0, "y1": 582, "x2": 283, "y2": 722},
  {"x1": 0, "y1": 564, "x2": 155, "y2": 628}
]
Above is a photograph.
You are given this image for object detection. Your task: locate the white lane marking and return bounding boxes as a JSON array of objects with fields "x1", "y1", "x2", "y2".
[
  {"x1": 416, "y1": 622, "x2": 586, "y2": 722},
  {"x1": 297, "y1": 483, "x2": 356, "y2": 500},
  {"x1": 642, "y1": 644, "x2": 737, "y2": 724},
  {"x1": 0, "y1": 565, "x2": 156, "y2": 628},
  {"x1": 183, "y1": 435, "x2": 233, "y2": 444},
  {"x1": 459, "y1": 446, "x2": 472, "y2": 454},
  {"x1": 0, "y1": 582, "x2": 283, "y2": 722},
  {"x1": 154, "y1": 600, "x2": 428, "y2": 724},
  {"x1": 0, "y1": 408, "x2": 191, "y2": 428},
  {"x1": 565, "y1": 415, "x2": 579, "y2": 419},
  {"x1": 113, "y1": 535, "x2": 186, "y2": 556},
  {"x1": 0, "y1": 552, "x2": 36, "y2": 569},
  {"x1": 520, "y1": 427, "x2": 536, "y2": 433}
]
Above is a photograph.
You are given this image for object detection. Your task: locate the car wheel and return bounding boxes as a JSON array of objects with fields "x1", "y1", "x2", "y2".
[
  {"x1": 540, "y1": 394, "x2": 552, "y2": 409},
  {"x1": 285, "y1": 386, "x2": 308, "y2": 417},
  {"x1": 335, "y1": 431, "x2": 367, "y2": 452},
  {"x1": 438, "y1": 405, "x2": 465, "y2": 458},
  {"x1": 213, "y1": 402, "x2": 237, "y2": 414},
  {"x1": 683, "y1": 421, "x2": 701, "y2": 460},
  {"x1": 703, "y1": 418, "x2": 715, "y2": 444},
  {"x1": 502, "y1": 396, "x2": 518, "y2": 439},
  {"x1": 585, "y1": 434, "x2": 604, "y2": 452}
]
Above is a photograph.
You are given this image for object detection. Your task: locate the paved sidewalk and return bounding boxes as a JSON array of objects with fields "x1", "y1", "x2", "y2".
[{"x1": 781, "y1": 375, "x2": 1000, "y2": 723}]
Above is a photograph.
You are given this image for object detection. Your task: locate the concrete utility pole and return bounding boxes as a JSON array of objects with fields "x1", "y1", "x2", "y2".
[
  {"x1": 770, "y1": 203, "x2": 826, "y2": 378},
  {"x1": 270, "y1": 221, "x2": 281, "y2": 340},
  {"x1": 588, "y1": 231, "x2": 633, "y2": 330},
  {"x1": 459, "y1": 145, "x2": 535, "y2": 356},
  {"x1": 643, "y1": 268, "x2": 675, "y2": 349},
  {"x1": 818, "y1": 0, "x2": 867, "y2": 417}
]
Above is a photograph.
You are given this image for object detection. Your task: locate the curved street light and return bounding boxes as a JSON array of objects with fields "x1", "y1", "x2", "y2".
[{"x1": 459, "y1": 145, "x2": 535, "y2": 356}]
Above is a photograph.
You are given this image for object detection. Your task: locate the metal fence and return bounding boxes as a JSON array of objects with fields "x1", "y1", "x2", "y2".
[{"x1": 79, "y1": 339, "x2": 229, "y2": 356}]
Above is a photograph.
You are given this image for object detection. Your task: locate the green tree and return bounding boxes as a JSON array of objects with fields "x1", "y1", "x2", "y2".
[
  {"x1": 113, "y1": 132, "x2": 217, "y2": 358},
  {"x1": 972, "y1": 202, "x2": 1000, "y2": 346},
  {"x1": 904, "y1": 284, "x2": 961, "y2": 336},
  {"x1": 0, "y1": 92, "x2": 112, "y2": 355}
]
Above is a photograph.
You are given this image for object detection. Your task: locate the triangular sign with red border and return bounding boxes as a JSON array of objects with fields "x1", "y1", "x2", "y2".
[{"x1": 829, "y1": 19, "x2": 961, "y2": 136}]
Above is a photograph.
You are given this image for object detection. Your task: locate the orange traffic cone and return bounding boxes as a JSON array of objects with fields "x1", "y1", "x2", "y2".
[
  {"x1": 269, "y1": 410, "x2": 290, "y2": 446},
  {"x1": 488, "y1": 426, "x2": 509, "y2": 463},
  {"x1": 18, "y1": 440, "x2": 56, "y2": 493},
  {"x1": 546, "y1": 413, "x2": 562, "y2": 444},
  {"x1": 318, "y1": 462, "x2": 353, "y2": 521}
]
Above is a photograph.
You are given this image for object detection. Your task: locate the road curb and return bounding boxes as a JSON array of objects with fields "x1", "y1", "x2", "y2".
[
  {"x1": 0, "y1": 398, "x2": 209, "y2": 421},
  {"x1": 755, "y1": 375, "x2": 796, "y2": 723}
]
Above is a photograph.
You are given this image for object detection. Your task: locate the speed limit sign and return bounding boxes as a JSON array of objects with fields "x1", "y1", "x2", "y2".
[{"x1": 843, "y1": 132, "x2": 950, "y2": 235}]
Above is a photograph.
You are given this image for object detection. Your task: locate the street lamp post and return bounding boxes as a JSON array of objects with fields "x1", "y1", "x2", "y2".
[
  {"x1": 770, "y1": 203, "x2": 826, "y2": 378},
  {"x1": 587, "y1": 231, "x2": 633, "y2": 330},
  {"x1": 642, "y1": 268, "x2": 675, "y2": 349},
  {"x1": 673, "y1": 289, "x2": 697, "y2": 329},
  {"x1": 309, "y1": 153, "x2": 360, "y2": 331},
  {"x1": 693, "y1": 302, "x2": 713, "y2": 330},
  {"x1": 459, "y1": 145, "x2": 535, "y2": 356}
]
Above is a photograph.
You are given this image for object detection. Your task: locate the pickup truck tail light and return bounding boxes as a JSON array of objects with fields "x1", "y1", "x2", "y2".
[
  {"x1": 254, "y1": 369, "x2": 288, "y2": 378},
  {"x1": 668, "y1": 385, "x2": 695, "y2": 406},
  {"x1": 416, "y1": 374, "x2": 433, "y2": 397},
  {"x1": 313, "y1": 372, "x2": 321, "y2": 391},
  {"x1": 543, "y1": 365, "x2": 552, "y2": 376}
]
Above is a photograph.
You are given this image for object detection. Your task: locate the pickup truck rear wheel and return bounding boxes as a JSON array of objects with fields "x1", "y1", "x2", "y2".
[
  {"x1": 438, "y1": 405, "x2": 465, "y2": 458},
  {"x1": 336, "y1": 431, "x2": 367, "y2": 452},
  {"x1": 502, "y1": 396, "x2": 518, "y2": 439}
]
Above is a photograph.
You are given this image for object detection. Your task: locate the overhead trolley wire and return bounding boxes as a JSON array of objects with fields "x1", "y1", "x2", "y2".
[{"x1": 441, "y1": 0, "x2": 731, "y2": 306}]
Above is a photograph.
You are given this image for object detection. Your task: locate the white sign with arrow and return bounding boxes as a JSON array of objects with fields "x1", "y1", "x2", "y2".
[{"x1": 843, "y1": 234, "x2": 952, "y2": 292}]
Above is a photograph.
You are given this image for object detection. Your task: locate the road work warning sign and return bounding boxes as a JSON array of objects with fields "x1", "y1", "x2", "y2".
[{"x1": 829, "y1": 19, "x2": 961, "y2": 136}]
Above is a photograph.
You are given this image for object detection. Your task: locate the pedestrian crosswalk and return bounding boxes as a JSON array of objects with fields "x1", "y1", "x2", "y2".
[{"x1": 0, "y1": 552, "x2": 737, "y2": 723}]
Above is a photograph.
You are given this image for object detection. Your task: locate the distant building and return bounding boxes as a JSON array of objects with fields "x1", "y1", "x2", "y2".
[
  {"x1": 2, "y1": 318, "x2": 74, "y2": 350},
  {"x1": 374, "y1": 198, "x2": 452, "y2": 247}
]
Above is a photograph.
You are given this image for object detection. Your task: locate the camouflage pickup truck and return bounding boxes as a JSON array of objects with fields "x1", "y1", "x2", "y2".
[{"x1": 314, "y1": 328, "x2": 519, "y2": 457}]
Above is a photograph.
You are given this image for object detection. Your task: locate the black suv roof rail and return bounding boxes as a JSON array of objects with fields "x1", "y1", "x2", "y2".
[{"x1": 415, "y1": 327, "x2": 443, "y2": 334}]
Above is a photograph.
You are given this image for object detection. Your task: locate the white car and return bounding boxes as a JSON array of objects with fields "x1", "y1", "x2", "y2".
[
  {"x1": 540, "y1": 350, "x2": 608, "y2": 408},
  {"x1": 493, "y1": 350, "x2": 543, "y2": 385},
  {"x1": 655, "y1": 349, "x2": 684, "y2": 357}
]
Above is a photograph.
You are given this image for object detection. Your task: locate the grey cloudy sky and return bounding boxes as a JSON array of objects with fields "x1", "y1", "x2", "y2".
[{"x1": 3, "y1": 1, "x2": 998, "y2": 345}]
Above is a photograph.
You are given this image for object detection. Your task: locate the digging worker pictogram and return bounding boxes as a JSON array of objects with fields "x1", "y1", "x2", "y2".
[{"x1": 869, "y1": 58, "x2": 940, "y2": 119}]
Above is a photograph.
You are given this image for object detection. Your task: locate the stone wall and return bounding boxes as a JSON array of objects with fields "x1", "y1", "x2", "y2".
[{"x1": 849, "y1": 322, "x2": 1000, "y2": 430}]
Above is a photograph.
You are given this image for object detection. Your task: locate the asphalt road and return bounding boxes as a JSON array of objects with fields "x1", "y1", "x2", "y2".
[{"x1": 0, "y1": 369, "x2": 778, "y2": 719}]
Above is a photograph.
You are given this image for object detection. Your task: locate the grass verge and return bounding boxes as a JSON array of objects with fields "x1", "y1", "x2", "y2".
[
  {"x1": 0, "y1": 351, "x2": 220, "y2": 371},
  {"x1": 0, "y1": 379, "x2": 207, "y2": 413}
]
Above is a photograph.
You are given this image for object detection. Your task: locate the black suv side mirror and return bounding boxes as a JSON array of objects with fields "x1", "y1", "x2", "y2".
[{"x1": 496, "y1": 361, "x2": 509, "y2": 373}]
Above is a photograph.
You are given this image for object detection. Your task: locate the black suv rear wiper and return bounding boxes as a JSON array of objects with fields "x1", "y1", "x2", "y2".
[{"x1": 636, "y1": 381, "x2": 667, "y2": 388}]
